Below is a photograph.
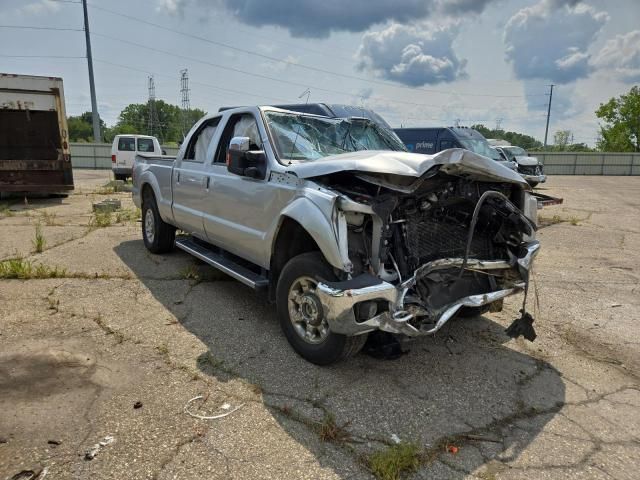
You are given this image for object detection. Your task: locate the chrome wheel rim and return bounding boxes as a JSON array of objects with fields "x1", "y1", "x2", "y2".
[
  {"x1": 288, "y1": 276, "x2": 329, "y2": 344},
  {"x1": 144, "y1": 208, "x2": 155, "y2": 243}
]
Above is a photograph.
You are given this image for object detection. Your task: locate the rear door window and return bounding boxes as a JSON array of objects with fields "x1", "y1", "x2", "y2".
[
  {"x1": 184, "y1": 117, "x2": 221, "y2": 163},
  {"x1": 118, "y1": 137, "x2": 135, "y2": 151},
  {"x1": 137, "y1": 138, "x2": 155, "y2": 152}
]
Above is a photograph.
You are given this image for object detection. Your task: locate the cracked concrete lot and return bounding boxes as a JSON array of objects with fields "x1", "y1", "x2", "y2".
[{"x1": 1, "y1": 171, "x2": 639, "y2": 479}]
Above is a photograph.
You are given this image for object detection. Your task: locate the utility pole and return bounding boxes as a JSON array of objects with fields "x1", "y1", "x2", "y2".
[
  {"x1": 147, "y1": 76, "x2": 158, "y2": 138},
  {"x1": 543, "y1": 84, "x2": 554, "y2": 148},
  {"x1": 180, "y1": 69, "x2": 190, "y2": 136},
  {"x1": 82, "y1": 0, "x2": 101, "y2": 142}
]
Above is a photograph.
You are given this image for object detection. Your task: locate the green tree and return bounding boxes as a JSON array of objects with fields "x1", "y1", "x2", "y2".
[
  {"x1": 596, "y1": 86, "x2": 640, "y2": 152},
  {"x1": 471, "y1": 124, "x2": 543, "y2": 150},
  {"x1": 112, "y1": 100, "x2": 205, "y2": 144},
  {"x1": 67, "y1": 111, "x2": 106, "y2": 142},
  {"x1": 553, "y1": 130, "x2": 571, "y2": 150}
]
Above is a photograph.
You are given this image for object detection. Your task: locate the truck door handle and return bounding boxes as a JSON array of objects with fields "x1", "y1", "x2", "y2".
[{"x1": 176, "y1": 172, "x2": 180, "y2": 183}]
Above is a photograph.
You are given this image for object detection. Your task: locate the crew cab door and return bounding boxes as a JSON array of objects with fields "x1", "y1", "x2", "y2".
[
  {"x1": 202, "y1": 112, "x2": 287, "y2": 268},
  {"x1": 171, "y1": 118, "x2": 220, "y2": 237}
]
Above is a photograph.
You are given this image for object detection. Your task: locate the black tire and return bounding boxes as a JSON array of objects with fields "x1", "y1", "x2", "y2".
[
  {"x1": 114, "y1": 173, "x2": 126, "y2": 181},
  {"x1": 276, "y1": 252, "x2": 367, "y2": 365},
  {"x1": 141, "y1": 189, "x2": 175, "y2": 254}
]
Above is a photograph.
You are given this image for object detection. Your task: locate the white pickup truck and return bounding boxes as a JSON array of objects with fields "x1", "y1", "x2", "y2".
[{"x1": 133, "y1": 106, "x2": 541, "y2": 364}]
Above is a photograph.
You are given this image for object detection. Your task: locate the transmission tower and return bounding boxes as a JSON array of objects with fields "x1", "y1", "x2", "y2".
[
  {"x1": 180, "y1": 69, "x2": 191, "y2": 136},
  {"x1": 147, "y1": 75, "x2": 161, "y2": 140}
]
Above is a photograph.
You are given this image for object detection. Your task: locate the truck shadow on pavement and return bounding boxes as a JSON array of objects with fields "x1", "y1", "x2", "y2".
[{"x1": 115, "y1": 240, "x2": 565, "y2": 478}]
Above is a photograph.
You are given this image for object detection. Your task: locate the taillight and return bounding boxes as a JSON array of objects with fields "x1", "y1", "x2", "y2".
[
  {"x1": 111, "y1": 155, "x2": 116, "y2": 164},
  {"x1": 62, "y1": 141, "x2": 68, "y2": 150}
]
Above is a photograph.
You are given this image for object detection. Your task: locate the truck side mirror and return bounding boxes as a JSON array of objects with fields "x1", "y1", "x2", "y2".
[{"x1": 227, "y1": 136, "x2": 266, "y2": 179}]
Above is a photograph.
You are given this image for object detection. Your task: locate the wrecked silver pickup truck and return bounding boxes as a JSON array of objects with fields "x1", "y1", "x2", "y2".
[{"x1": 132, "y1": 106, "x2": 540, "y2": 364}]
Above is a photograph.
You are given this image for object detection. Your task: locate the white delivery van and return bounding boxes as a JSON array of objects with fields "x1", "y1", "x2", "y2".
[{"x1": 111, "y1": 134, "x2": 163, "y2": 180}]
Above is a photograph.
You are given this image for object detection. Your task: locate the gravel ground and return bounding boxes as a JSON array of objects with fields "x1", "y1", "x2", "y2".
[{"x1": 0, "y1": 171, "x2": 638, "y2": 479}]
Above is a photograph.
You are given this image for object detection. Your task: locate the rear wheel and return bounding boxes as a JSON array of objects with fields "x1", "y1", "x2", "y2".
[
  {"x1": 276, "y1": 252, "x2": 367, "y2": 365},
  {"x1": 141, "y1": 189, "x2": 175, "y2": 254}
]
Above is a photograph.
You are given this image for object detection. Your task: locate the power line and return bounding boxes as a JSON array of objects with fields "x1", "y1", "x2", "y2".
[
  {"x1": 0, "y1": 25, "x2": 84, "y2": 31},
  {"x1": 87, "y1": 3, "x2": 545, "y2": 100},
  {"x1": 0, "y1": 54, "x2": 85, "y2": 59},
  {"x1": 91, "y1": 33, "x2": 539, "y2": 115},
  {"x1": 93, "y1": 58, "x2": 292, "y2": 103}
]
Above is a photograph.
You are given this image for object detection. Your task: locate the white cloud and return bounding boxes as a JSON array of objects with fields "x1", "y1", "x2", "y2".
[
  {"x1": 504, "y1": 0, "x2": 608, "y2": 84},
  {"x1": 593, "y1": 30, "x2": 640, "y2": 83},
  {"x1": 356, "y1": 22, "x2": 467, "y2": 86},
  {"x1": 19, "y1": 0, "x2": 61, "y2": 15}
]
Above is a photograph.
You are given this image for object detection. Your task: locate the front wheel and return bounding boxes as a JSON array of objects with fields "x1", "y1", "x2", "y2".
[
  {"x1": 276, "y1": 252, "x2": 367, "y2": 365},
  {"x1": 141, "y1": 190, "x2": 175, "y2": 254}
]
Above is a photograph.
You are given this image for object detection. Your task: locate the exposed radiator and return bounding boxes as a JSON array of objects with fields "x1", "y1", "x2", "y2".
[{"x1": 404, "y1": 217, "x2": 495, "y2": 267}]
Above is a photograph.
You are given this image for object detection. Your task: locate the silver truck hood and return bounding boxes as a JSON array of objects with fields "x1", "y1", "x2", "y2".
[
  {"x1": 287, "y1": 148, "x2": 529, "y2": 188},
  {"x1": 516, "y1": 156, "x2": 539, "y2": 166}
]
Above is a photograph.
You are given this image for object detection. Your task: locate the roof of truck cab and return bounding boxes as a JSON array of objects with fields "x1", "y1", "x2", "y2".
[{"x1": 113, "y1": 134, "x2": 158, "y2": 139}]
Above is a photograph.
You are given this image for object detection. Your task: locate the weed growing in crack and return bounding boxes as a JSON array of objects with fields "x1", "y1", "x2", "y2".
[
  {"x1": 180, "y1": 264, "x2": 200, "y2": 281},
  {"x1": 47, "y1": 296, "x2": 60, "y2": 313},
  {"x1": 538, "y1": 214, "x2": 563, "y2": 226},
  {"x1": 369, "y1": 442, "x2": 421, "y2": 480},
  {"x1": 0, "y1": 202, "x2": 14, "y2": 217},
  {"x1": 33, "y1": 223, "x2": 46, "y2": 253},
  {"x1": 569, "y1": 216, "x2": 580, "y2": 226},
  {"x1": 90, "y1": 210, "x2": 113, "y2": 228},
  {"x1": 0, "y1": 258, "x2": 67, "y2": 279},
  {"x1": 41, "y1": 210, "x2": 58, "y2": 226},
  {"x1": 115, "y1": 207, "x2": 141, "y2": 223},
  {"x1": 93, "y1": 313, "x2": 125, "y2": 343},
  {"x1": 317, "y1": 412, "x2": 351, "y2": 443}
]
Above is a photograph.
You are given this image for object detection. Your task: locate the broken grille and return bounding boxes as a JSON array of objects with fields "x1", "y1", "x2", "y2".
[{"x1": 404, "y1": 218, "x2": 495, "y2": 266}]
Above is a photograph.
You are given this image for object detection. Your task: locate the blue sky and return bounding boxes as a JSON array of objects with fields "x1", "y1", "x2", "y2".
[{"x1": 2, "y1": 0, "x2": 639, "y2": 145}]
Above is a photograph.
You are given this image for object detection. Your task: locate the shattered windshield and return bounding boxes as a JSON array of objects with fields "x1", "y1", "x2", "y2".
[
  {"x1": 504, "y1": 146, "x2": 527, "y2": 157},
  {"x1": 459, "y1": 138, "x2": 502, "y2": 161},
  {"x1": 265, "y1": 111, "x2": 407, "y2": 162}
]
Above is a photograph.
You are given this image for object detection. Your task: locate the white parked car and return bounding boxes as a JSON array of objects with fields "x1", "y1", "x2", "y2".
[
  {"x1": 111, "y1": 134, "x2": 163, "y2": 181},
  {"x1": 488, "y1": 140, "x2": 546, "y2": 187}
]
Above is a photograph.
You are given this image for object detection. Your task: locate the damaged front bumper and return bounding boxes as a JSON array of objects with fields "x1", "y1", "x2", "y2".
[
  {"x1": 316, "y1": 241, "x2": 540, "y2": 338},
  {"x1": 522, "y1": 173, "x2": 547, "y2": 184}
]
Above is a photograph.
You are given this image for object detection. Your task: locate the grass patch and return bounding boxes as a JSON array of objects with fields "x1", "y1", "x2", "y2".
[
  {"x1": 41, "y1": 210, "x2": 58, "y2": 226},
  {"x1": 180, "y1": 264, "x2": 201, "y2": 281},
  {"x1": 32, "y1": 223, "x2": 46, "y2": 253},
  {"x1": 0, "y1": 202, "x2": 15, "y2": 217},
  {"x1": 369, "y1": 442, "x2": 421, "y2": 480},
  {"x1": 317, "y1": 412, "x2": 351, "y2": 443},
  {"x1": 538, "y1": 214, "x2": 563, "y2": 226},
  {"x1": 96, "y1": 180, "x2": 131, "y2": 195},
  {"x1": 90, "y1": 210, "x2": 113, "y2": 228},
  {"x1": 115, "y1": 207, "x2": 141, "y2": 223},
  {"x1": 0, "y1": 258, "x2": 67, "y2": 279}
]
